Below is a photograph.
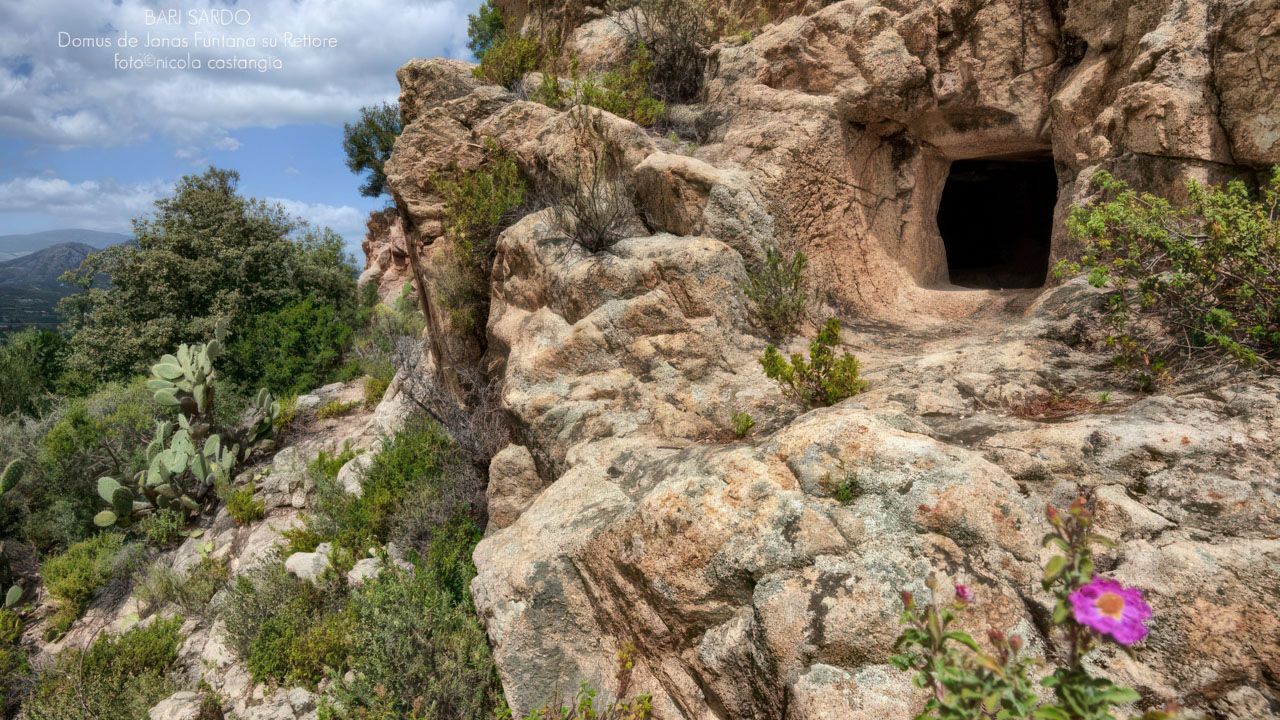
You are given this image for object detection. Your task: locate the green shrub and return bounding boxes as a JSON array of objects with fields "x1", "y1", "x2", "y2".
[
  {"x1": 315, "y1": 399, "x2": 361, "y2": 420},
  {"x1": 0, "y1": 644, "x2": 28, "y2": 716},
  {"x1": 40, "y1": 532, "x2": 128, "y2": 632},
  {"x1": 223, "y1": 562, "x2": 348, "y2": 687},
  {"x1": 224, "y1": 483, "x2": 266, "y2": 525},
  {"x1": 20, "y1": 380, "x2": 157, "y2": 551},
  {"x1": 226, "y1": 298, "x2": 357, "y2": 396},
  {"x1": 321, "y1": 561, "x2": 501, "y2": 720},
  {"x1": 575, "y1": 45, "x2": 666, "y2": 126},
  {"x1": 730, "y1": 411, "x2": 754, "y2": 438},
  {"x1": 1059, "y1": 168, "x2": 1280, "y2": 385},
  {"x1": 136, "y1": 508, "x2": 185, "y2": 546},
  {"x1": 467, "y1": 0, "x2": 504, "y2": 60},
  {"x1": 134, "y1": 556, "x2": 227, "y2": 615},
  {"x1": 363, "y1": 375, "x2": 390, "y2": 408},
  {"x1": 0, "y1": 610, "x2": 22, "y2": 646},
  {"x1": 24, "y1": 616, "x2": 183, "y2": 720},
  {"x1": 292, "y1": 419, "x2": 471, "y2": 557},
  {"x1": 474, "y1": 32, "x2": 542, "y2": 88},
  {"x1": 274, "y1": 393, "x2": 300, "y2": 433},
  {"x1": 0, "y1": 329, "x2": 67, "y2": 417},
  {"x1": 760, "y1": 318, "x2": 866, "y2": 408},
  {"x1": 742, "y1": 245, "x2": 809, "y2": 341},
  {"x1": 613, "y1": 0, "x2": 710, "y2": 104},
  {"x1": 535, "y1": 48, "x2": 667, "y2": 127},
  {"x1": 438, "y1": 143, "x2": 528, "y2": 270}
]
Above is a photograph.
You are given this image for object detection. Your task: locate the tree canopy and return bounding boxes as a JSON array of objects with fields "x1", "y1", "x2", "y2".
[
  {"x1": 342, "y1": 103, "x2": 401, "y2": 198},
  {"x1": 58, "y1": 167, "x2": 357, "y2": 389}
]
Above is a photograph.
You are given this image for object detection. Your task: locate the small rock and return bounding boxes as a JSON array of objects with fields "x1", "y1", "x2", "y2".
[
  {"x1": 149, "y1": 691, "x2": 206, "y2": 720},
  {"x1": 284, "y1": 543, "x2": 332, "y2": 583},
  {"x1": 346, "y1": 557, "x2": 383, "y2": 586},
  {"x1": 337, "y1": 453, "x2": 374, "y2": 497}
]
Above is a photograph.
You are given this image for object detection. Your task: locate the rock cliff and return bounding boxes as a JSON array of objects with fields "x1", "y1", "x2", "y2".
[{"x1": 364, "y1": 0, "x2": 1279, "y2": 717}]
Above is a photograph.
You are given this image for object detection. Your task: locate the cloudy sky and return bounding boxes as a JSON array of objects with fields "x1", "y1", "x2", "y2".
[{"x1": 0, "y1": 0, "x2": 477, "y2": 258}]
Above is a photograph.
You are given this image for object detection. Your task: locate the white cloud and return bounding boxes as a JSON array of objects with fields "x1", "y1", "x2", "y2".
[
  {"x1": 269, "y1": 197, "x2": 366, "y2": 239},
  {"x1": 0, "y1": 175, "x2": 165, "y2": 230},
  {"x1": 0, "y1": 175, "x2": 369, "y2": 254},
  {"x1": 0, "y1": 0, "x2": 474, "y2": 152}
]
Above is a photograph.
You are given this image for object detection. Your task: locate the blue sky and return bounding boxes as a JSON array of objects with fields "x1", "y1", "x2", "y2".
[{"x1": 0, "y1": 0, "x2": 480, "y2": 259}]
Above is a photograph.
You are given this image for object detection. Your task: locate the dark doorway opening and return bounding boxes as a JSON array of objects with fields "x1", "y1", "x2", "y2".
[{"x1": 937, "y1": 156, "x2": 1057, "y2": 289}]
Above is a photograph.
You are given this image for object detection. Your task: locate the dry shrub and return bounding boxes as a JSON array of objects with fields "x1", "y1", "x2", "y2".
[
  {"x1": 611, "y1": 0, "x2": 711, "y2": 103},
  {"x1": 391, "y1": 337, "x2": 509, "y2": 472},
  {"x1": 547, "y1": 107, "x2": 638, "y2": 253}
]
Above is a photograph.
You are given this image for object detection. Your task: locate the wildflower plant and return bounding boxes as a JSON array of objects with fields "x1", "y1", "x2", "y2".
[{"x1": 892, "y1": 498, "x2": 1174, "y2": 720}]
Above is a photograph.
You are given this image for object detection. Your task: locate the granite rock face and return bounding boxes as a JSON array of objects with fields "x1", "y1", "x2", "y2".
[{"x1": 365, "y1": 3, "x2": 1279, "y2": 717}]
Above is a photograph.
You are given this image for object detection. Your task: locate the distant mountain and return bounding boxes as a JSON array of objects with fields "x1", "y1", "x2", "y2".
[
  {"x1": 0, "y1": 229, "x2": 129, "y2": 261},
  {"x1": 0, "y1": 240, "x2": 116, "y2": 330},
  {"x1": 0, "y1": 242, "x2": 97, "y2": 286}
]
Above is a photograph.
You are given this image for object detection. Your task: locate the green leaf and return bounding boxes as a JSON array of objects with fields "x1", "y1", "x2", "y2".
[
  {"x1": 1043, "y1": 555, "x2": 1066, "y2": 586},
  {"x1": 152, "y1": 363, "x2": 184, "y2": 381},
  {"x1": 154, "y1": 388, "x2": 181, "y2": 406},
  {"x1": 4, "y1": 586, "x2": 21, "y2": 609},
  {"x1": 97, "y1": 476, "x2": 122, "y2": 503},
  {"x1": 93, "y1": 510, "x2": 118, "y2": 527}
]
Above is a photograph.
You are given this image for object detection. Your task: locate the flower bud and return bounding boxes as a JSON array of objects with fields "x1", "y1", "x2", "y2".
[
  {"x1": 900, "y1": 591, "x2": 914, "y2": 609},
  {"x1": 954, "y1": 583, "x2": 972, "y2": 603},
  {"x1": 1010, "y1": 635, "x2": 1023, "y2": 653}
]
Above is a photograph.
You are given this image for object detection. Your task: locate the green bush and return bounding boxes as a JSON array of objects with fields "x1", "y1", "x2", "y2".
[
  {"x1": 315, "y1": 399, "x2": 361, "y2": 420},
  {"x1": 134, "y1": 556, "x2": 227, "y2": 616},
  {"x1": 343, "y1": 102, "x2": 401, "y2": 199},
  {"x1": 1059, "y1": 168, "x2": 1280, "y2": 384},
  {"x1": 17, "y1": 380, "x2": 157, "y2": 551},
  {"x1": 226, "y1": 298, "x2": 356, "y2": 396},
  {"x1": 534, "y1": 48, "x2": 667, "y2": 127},
  {"x1": 321, "y1": 559, "x2": 501, "y2": 720},
  {"x1": 0, "y1": 644, "x2": 28, "y2": 717},
  {"x1": 136, "y1": 508, "x2": 185, "y2": 546},
  {"x1": 760, "y1": 318, "x2": 866, "y2": 408},
  {"x1": 224, "y1": 483, "x2": 266, "y2": 525},
  {"x1": 575, "y1": 45, "x2": 666, "y2": 127},
  {"x1": 613, "y1": 0, "x2": 710, "y2": 104},
  {"x1": 0, "y1": 610, "x2": 22, "y2": 646},
  {"x1": 40, "y1": 532, "x2": 128, "y2": 634},
  {"x1": 742, "y1": 245, "x2": 809, "y2": 342},
  {"x1": 363, "y1": 375, "x2": 390, "y2": 408},
  {"x1": 474, "y1": 32, "x2": 542, "y2": 88},
  {"x1": 467, "y1": 0, "x2": 504, "y2": 60},
  {"x1": 730, "y1": 411, "x2": 754, "y2": 438},
  {"x1": 24, "y1": 616, "x2": 183, "y2": 720},
  {"x1": 291, "y1": 419, "x2": 471, "y2": 557},
  {"x1": 439, "y1": 144, "x2": 528, "y2": 270},
  {"x1": 0, "y1": 329, "x2": 67, "y2": 417},
  {"x1": 222, "y1": 562, "x2": 348, "y2": 687}
]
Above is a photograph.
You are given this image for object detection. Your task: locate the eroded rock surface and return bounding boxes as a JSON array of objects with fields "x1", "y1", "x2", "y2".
[{"x1": 368, "y1": 2, "x2": 1280, "y2": 717}]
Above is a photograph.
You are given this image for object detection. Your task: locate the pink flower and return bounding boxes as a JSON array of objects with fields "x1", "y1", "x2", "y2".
[
  {"x1": 1069, "y1": 577, "x2": 1152, "y2": 646},
  {"x1": 954, "y1": 583, "x2": 973, "y2": 603}
]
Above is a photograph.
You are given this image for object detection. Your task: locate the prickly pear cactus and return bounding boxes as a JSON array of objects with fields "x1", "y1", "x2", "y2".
[
  {"x1": 0, "y1": 459, "x2": 24, "y2": 494},
  {"x1": 96, "y1": 322, "x2": 281, "y2": 529}
]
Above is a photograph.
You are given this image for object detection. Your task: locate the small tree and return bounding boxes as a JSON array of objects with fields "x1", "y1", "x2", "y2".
[
  {"x1": 342, "y1": 103, "x2": 402, "y2": 198},
  {"x1": 467, "y1": 0, "x2": 504, "y2": 60},
  {"x1": 760, "y1": 318, "x2": 866, "y2": 408},
  {"x1": 742, "y1": 245, "x2": 810, "y2": 342}
]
